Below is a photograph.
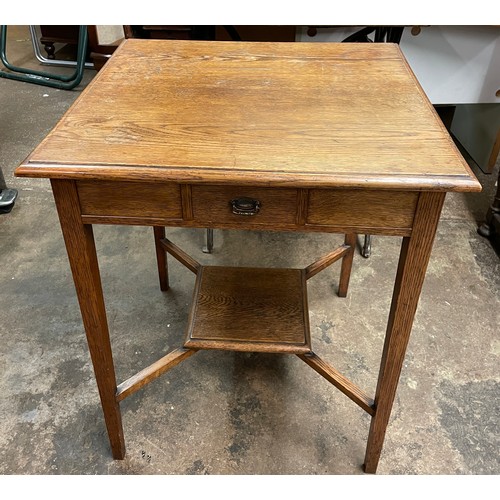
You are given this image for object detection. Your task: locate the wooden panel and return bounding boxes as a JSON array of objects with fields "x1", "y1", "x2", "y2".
[
  {"x1": 307, "y1": 189, "x2": 419, "y2": 230},
  {"x1": 16, "y1": 40, "x2": 480, "y2": 193},
  {"x1": 184, "y1": 266, "x2": 311, "y2": 354},
  {"x1": 77, "y1": 180, "x2": 182, "y2": 218},
  {"x1": 191, "y1": 185, "x2": 298, "y2": 226}
]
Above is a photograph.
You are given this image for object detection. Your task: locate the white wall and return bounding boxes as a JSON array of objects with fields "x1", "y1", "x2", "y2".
[{"x1": 297, "y1": 25, "x2": 500, "y2": 105}]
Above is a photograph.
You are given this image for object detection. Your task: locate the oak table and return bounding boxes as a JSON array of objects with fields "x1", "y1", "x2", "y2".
[{"x1": 15, "y1": 39, "x2": 481, "y2": 473}]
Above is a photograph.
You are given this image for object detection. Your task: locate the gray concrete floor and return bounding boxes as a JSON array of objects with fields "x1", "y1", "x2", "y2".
[{"x1": 1, "y1": 26, "x2": 499, "y2": 475}]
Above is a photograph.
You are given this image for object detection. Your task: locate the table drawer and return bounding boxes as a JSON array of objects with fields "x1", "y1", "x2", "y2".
[
  {"x1": 77, "y1": 181, "x2": 182, "y2": 219},
  {"x1": 307, "y1": 189, "x2": 419, "y2": 230},
  {"x1": 191, "y1": 185, "x2": 298, "y2": 226}
]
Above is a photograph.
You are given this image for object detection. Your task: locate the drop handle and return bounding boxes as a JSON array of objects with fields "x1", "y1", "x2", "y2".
[{"x1": 230, "y1": 197, "x2": 261, "y2": 216}]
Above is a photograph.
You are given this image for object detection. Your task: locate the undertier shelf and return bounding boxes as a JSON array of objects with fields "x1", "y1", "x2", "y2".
[{"x1": 184, "y1": 266, "x2": 312, "y2": 354}]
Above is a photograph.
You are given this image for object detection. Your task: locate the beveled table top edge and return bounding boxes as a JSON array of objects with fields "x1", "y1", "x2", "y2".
[{"x1": 15, "y1": 161, "x2": 482, "y2": 192}]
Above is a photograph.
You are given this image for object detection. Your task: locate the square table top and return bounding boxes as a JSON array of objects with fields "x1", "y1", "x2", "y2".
[{"x1": 16, "y1": 39, "x2": 480, "y2": 192}]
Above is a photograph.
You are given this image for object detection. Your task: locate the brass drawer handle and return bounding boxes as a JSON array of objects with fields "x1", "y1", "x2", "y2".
[{"x1": 230, "y1": 197, "x2": 261, "y2": 216}]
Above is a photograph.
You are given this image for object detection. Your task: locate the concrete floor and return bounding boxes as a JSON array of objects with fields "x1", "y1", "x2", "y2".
[{"x1": 1, "y1": 26, "x2": 499, "y2": 475}]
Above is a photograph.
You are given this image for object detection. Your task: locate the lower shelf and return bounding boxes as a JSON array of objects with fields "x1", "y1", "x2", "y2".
[{"x1": 184, "y1": 266, "x2": 312, "y2": 354}]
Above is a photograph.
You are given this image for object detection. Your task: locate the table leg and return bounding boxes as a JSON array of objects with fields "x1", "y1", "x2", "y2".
[
  {"x1": 363, "y1": 191, "x2": 445, "y2": 473},
  {"x1": 153, "y1": 226, "x2": 169, "y2": 291},
  {"x1": 51, "y1": 179, "x2": 126, "y2": 459},
  {"x1": 338, "y1": 233, "x2": 356, "y2": 297}
]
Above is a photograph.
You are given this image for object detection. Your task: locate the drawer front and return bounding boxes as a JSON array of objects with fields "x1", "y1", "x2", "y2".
[
  {"x1": 191, "y1": 185, "x2": 298, "y2": 226},
  {"x1": 307, "y1": 189, "x2": 419, "y2": 230},
  {"x1": 77, "y1": 181, "x2": 182, "y2": 219}
]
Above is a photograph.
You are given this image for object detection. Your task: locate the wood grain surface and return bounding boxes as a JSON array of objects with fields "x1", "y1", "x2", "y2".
[
  {"x1": 184, "y1": 266, "x2": 311, "y2": 353},
  {"x1": 338, "y1": 233, "x2": 357, "y2": 298},
  {"x1": 75, "y1": 180, "x2": 420, "y2": 235},
  {"x1": 307, "y1": 189, "x2": 419, "y2": 229},
  {"x1": 363, "y1": 191, "x2": 446, "y2": 473},
  {"x1": 77, "y1": 180, "x2": 182, "y2": 218},
  {"x1": 50, "y1": 179, "x2": 126, "y2": 459},
  {"x1": 153, "y1": 226, "x2": 169, "y2": 291},
  {"x1": 191, "y1": 185, "x2": 298, "y2": 226},
  {"x1": 115, "y1": 347, "x2": 197, "y2": 402},
  {"x1": 16, "y1": 40, "x2": 480, "y2": 192},
  {"x1": 298, "y1": 352, "x2": 375, "y2": 416}
]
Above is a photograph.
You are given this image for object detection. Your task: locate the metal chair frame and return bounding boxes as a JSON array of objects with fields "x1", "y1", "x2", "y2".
[
  {"x1": 28, "y1": 25, "x2": 94, "y2": 70},
  {"x1": 0, "y1": 25, "x2": 88, "y2": 90}
]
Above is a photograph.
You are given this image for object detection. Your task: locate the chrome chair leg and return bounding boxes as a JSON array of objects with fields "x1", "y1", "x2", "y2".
[
  {"x1": 0, "y1": 168, "x2": 17, "y2": 214},
  {"x1": 361, "y1": 234, "x2": 372, "y2": 258},
  {"x1": 203, "y1": 228, "x2": 214, "y2": 254},
  {"x1": 0, "y1": 188, "x2": 18, "y2": 214}
]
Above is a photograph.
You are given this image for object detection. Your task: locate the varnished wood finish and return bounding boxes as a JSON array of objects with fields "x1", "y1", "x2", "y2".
[
  {"x1": 80, "y1": 212, "x2": 414, "y2": 237},
  {"x1": 338, "y1": 233, "x2": 357, "y2": 298},
  {"x1": 15, "y1": 40, "x2": 482, "y2": 472},
  {"x1": 81, "y1": 215, "x2": 184, "y2": 227},
  {"x1": 298, "y1": 352, "x2": 375, "y2": 416},
  {"x1": 17, "y1": 40, "x2": 480, "y2": 193},
  {"x1": 75, "y1": 181, "x2": 418, "y2": 237},
  {"x1": 116, "y1": 348, "x2": 197, "y2": 402},
  {"x1": 296, "y1": 189, "x2": 309, "y2": 225},
  {"x1": 21, "y1": 164, "x2": 480, "y2": 192},
  {"x1": 77, "y1": 180, "x2": 182, "y2": 219},
  {"x1": 307, "y1": 189, "x2": 419, "y2": 231},
  {"x1": 363, "y1": 191, "x2": 446, "y2": 473},
  {"x1": 191, "y1": 185, "x2": 298, "y2": 227},
  {"x1": 153, "y1": 226, "x2": 169, "y2": 291},
  {"x1": 160, "y1": 238, "x2": 201, "y2": 275},
  {"x1": 305, "y1": 245, "x2": 350, "y2": 280},
  {"x1": 50, "y1": 179, "x2": 125, "y2": 459},
  {"x1": 180, "y1": 184, "x2": 194, "y2": 220},
  {"x1": 184, "y1": 266, "x2": 311, "y2": 354}
]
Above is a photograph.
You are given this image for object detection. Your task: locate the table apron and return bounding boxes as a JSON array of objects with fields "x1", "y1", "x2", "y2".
[{"x1": 75, "y1": 180, "x2": 421, "y2": 236}]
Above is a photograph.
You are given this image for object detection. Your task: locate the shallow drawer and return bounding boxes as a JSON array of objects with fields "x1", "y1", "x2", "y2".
[
  {"x1": 191, "y1": 185, "x2": 298, "y2": 226},
  {"x1": 307, "y1": 189, "x2": 419, "y2": 230},
  {"x1": 77, "y1": 181, "x2": 182, "y2": 219}
]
